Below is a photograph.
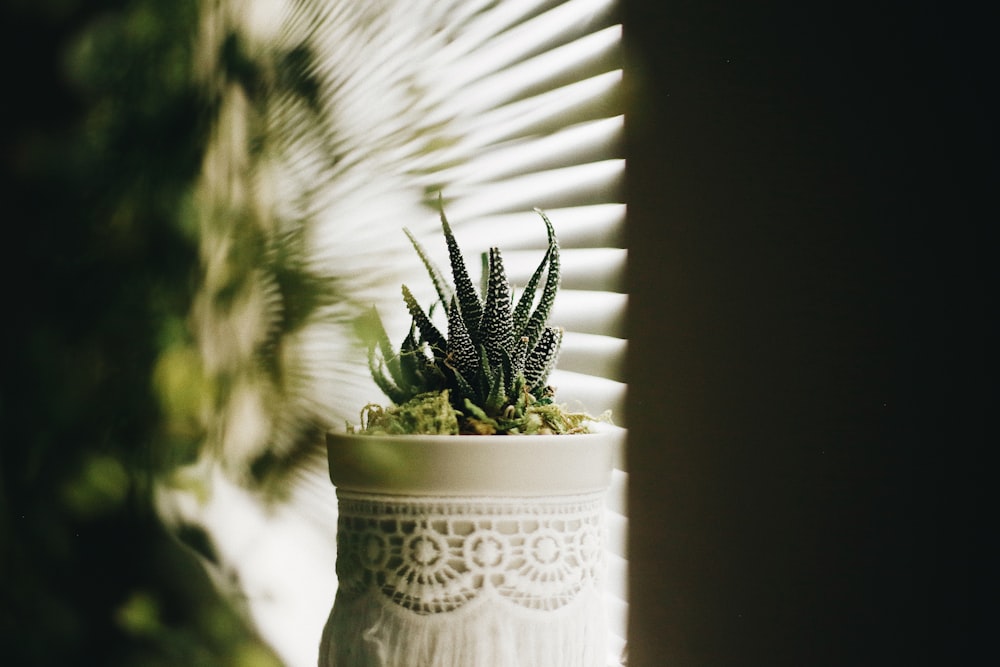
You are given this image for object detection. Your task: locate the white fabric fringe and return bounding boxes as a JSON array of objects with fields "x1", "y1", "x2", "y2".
[
  {"x1": 318, "y1": 490, "x2": 609, "y2": 666},
  {"x1": 320, "y1": 585, "x2": 607, "y2": 667}
]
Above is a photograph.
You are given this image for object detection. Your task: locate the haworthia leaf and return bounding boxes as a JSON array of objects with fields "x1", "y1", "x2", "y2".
[
  {"x1": 450, "y1": 366, "x2": 479, "y2": 407},
  {"x1": 522, "y1": 210, "x2": 560, "y2": 350},
  {"x1": 498, "y1": 345, "x2": 516, "y2": 397},
  {"x1": 476, "y1": 345, "x2": 494, "y2": 404},
  {"x1": 479, "y1": 247, "x2": 515, "y2": 370},
  {"x1": 479, "y1": 251, "x2": 489, "y2": 302},
  {"x1": 513, "y1": 373, "x2": 528, "y2": 413},
  {"x1": 446, "y1": 298, "x2": 478, "y2": 378},
  {"x1": 398, "y1": 324, "x2": 424, "y2": 393},
  {"x1": 463, "y1": 398, "x2": 491, "y2": 423},
  {"x1": 362, "y1": 306, "x2": 404, "y2": 390},
  {"x1": 405, "y1": 227, "x2": 453, "y2": 308},
  {"x1": 369, "y1": 346, "x2": 408, "y2": 405},
  {"x1": 402, "y1": 284, "x2": 446, "y2": 356},
  {"x1": 512, "y1": 246, "x2": 552, "y2": 335},
  {"x1": 524, "y1": 326, "x2": 562, "y2": 390},
  {"x1": 485, "y1": 362, "x2": 507, "y2": 414},
  {"x1": 512, "y1": 335, "x2": 528, "y2": 379},
  {"x1": 441, "y1": 209, "x2": 482, "y2": 342}
]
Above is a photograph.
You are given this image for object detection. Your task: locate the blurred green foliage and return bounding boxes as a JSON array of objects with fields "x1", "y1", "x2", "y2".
[{"x1": 1, "y1": 0, "x2": 280, "y2": 664}]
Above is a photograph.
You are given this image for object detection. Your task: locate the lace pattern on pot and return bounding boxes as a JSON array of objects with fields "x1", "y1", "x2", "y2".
[{"x1": 334, "y1": 490, "x2": 606, "y2": 615}]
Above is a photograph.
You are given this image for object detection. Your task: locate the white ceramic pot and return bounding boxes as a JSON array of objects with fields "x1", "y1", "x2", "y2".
[{"x1": 319, "y1": 429, "x2": 621, "y2": 667}]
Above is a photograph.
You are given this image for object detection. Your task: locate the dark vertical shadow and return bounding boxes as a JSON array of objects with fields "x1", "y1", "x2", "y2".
[{"x1": 624, "y1": 1, "x2": 988, "y2": 664}]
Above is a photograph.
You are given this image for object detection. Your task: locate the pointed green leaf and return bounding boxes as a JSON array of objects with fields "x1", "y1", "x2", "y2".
[
  {"x1": 511, "y1": 335, "x2": 529, "y2": 378},
  {"x1": 522, "y1": 210, "x2": 560, "y2": 349},
  {"x1": 404, "y1": 227, "x2": 453, "y2": 308},
  {"x1": 513, "y1": 246, "x2": 552, "y2": 335},
  {"x1": 462, "y1": 398, "x2": 492, "y2": 423},
  {"x1": 476, "y1": 345, "x2": 494, "y2": 403},
  {"x1": 398, "y1": 324, "x2": 427, "y2": 393},
  {"x1": 446, "y1": 298, "x2": 478, "y2": 378},
  {"x1": 369, "y1": 346, "x2": 409, "y2": 405},
  {"x1": 524, "y1": 326, "x2": 562, "y2": 390},
  {"x1": 498, "y1": 345, "x2": 516, "y2": 397},
  {"x1": 479, "y1": 251, "x2": 489, "y2": 301},
  {"x1": 440, "y1": 209, "x2": 483, "y2": 341},
  {"x1": 358, "y1": 305, "x2": 405, "y2": 389},
  {"x1": 512, "y1": 373, "x2": 527, "y2": 412},
  {"x1": 450, "y1": 366, "x2": 479, "y2": 407},
  {"x1": 478, "y1": 247, "x2": 515, "y2": 370},
  {"x1": 402, "y1": 284, "x2": 446, "y2": 358},
  {"x1": 485, "y1": 363, "x2": 507, "y2": 414}
]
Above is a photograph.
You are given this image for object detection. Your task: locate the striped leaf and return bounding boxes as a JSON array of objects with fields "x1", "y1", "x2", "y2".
[
  {"x1": 478, "y1": 247, "x2": 515, "y2": 370},
  {"x1": 445, "y1": 298, "x2": 478, "y2": 378},
  {"x1": 521, "y1": 210, "x2": 561, "y2": 351},
  {"x1": 441, "y1": 210, "x2": 483, "y2": 341},
  {"x1": 524, "y1": 326, "x2": 563, "y2": 392},
  {"x1": 405, "y1": 227, "x2": 453, "y2": 309},
  {"x1": 402, "y1": 284, "x2": 446, "y2": 357}
]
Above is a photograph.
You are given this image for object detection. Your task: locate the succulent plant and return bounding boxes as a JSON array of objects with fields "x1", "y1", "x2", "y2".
[{"x1": 355, "y1": 206, "x2": 590, "y2": 435}]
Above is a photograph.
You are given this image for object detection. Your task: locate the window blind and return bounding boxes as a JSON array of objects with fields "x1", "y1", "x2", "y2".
[{"x1": 159, "y1": 1, "x2": 628, "y2": 664}]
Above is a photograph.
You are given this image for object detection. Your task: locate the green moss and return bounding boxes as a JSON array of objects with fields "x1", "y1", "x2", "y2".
[
  {"x1": 350, "y1": 391, "x2": 460, "y2": 435},
  {"x1": 349, "y1": 389, "x2": 608, "y2": 436}
]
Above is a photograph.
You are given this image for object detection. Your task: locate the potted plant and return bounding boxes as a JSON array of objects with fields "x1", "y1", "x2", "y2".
[{"x1": 320, "y1": 206, "x2": 623, "y2": 667}]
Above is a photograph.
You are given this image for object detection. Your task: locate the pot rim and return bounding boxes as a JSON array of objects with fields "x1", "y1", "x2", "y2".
[{"x1": 327, "y1": 426, "x2": 623, "y2": 496}]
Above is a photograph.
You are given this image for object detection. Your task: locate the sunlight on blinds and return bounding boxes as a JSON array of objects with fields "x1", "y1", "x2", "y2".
[{"x1": 157, "y1": 1, "x2": 629, "y2": 665}]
